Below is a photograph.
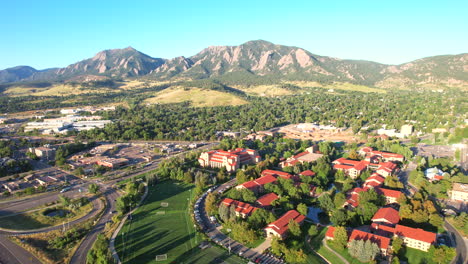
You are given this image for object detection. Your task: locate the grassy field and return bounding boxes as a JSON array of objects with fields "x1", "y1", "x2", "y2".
[
  {"x1": 308, "y1": 227, "x2": 346, "y2": 264},
  {"x1": 143, "y1": 86, "x2": 248, "y2": 107},
  {"x1": 187, "y1": 246, "x2": 246, "y2": 264},
  {"x1": 287, "y1": 81, "x2": 387, "y2": 93},
  {"x1": 2, "y1": 83, "x2": 118, "y2": 96},
  {"x1": 235, "y1": 85, "x2": 293, "y2": 96},
  {"x1": 115, "y1": 180, "x2": 246, "y2": 264},
  {"x1": 0, "y1": 202, "x2": 93, "y2": 230},
  {"x1": 399, "y1": 247, "x2": 433, "y2": 264}
]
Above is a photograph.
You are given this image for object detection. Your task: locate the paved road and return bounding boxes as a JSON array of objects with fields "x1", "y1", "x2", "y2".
[
  {"x1": 444, "y1": 220, "x2": 467, "y2": 264},
  {"x1": 0, "y1": 142, "x2": 219, "y2": 264},
  {"x1": 0, "y1": 236, "x2": 41, "y2": 264},
  {"x1": 69, "y1": 187, "x2": 120, "y2": 264},
  {"x1": 0, "y1": 197, "x2": 103, "y2": 236},
  {"x1": 194, "y1": 179, "x2": 285, "y2": 264},
  {"x1": 0, "y1": 187, "x2": 86, "y2": 217},
  {"x1": 397, "y1": 161, "x2": 418, "y2": 195}
]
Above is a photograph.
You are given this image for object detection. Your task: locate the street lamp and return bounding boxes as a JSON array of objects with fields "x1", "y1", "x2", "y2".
[{"x1": 227, "y1": 228, "x2": 232, "y2": 255}]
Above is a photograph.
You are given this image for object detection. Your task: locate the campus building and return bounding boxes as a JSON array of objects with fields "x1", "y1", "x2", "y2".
[
  {"x1": 264, "y1": 210, "x2": 305, "y2": 239},
  {"x1": 198, "y1": 148, "x2": 261, "y2": 172},
  {"x1": 450, "y1": 183, "x2": 468, "y2": 202},
  {"x1": 221, "y1": 198, "x2": 258, "y2": 218},
  {"x1": 279, "y1": 146, "x2": 323, "y2": 168}
]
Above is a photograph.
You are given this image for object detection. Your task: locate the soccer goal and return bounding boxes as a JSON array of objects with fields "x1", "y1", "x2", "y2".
[
  {"x1": 156, "y1": 211, "x2": 166, "y2": 215},
  {"x1": 155, "y1": 254, "x2": 167, "y2": 261},
  {"x1": 161, "y1": 202, "x2": 169, "y2": 207}
]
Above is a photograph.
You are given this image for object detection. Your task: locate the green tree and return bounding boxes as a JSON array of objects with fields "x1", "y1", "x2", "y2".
[
  {"x1": 308, "y1": 225, "x2": 318, "y2": 237},
  {"x1": 429, "y1": 214, "x2": 444, "y2": 229},
  {"x1": 330, "y1": 209, "x2": 348, "y2": 226},
  {"x1": 86, "y1": 234, "x2": 113, "y2": 264},
  {"x1": 430, "y1": 245, "x2": 456, "y2": 264},
  {"x1": 333, "y1": 226, "x2": 348, "y2": 249},
  {"x1": 205, "y1": 192, "x2": 218, "y2": 216},
  {"x1": 392, "y1": 237, "x2": 403, "y2": 255},
  {"x1": 288, "y1": 219, "x2": 301, "y2": 237},
  {"x1": 183, "y1": 171, "x2": 193, "y2": 184},
  {"x1": 318, "y1": 193, "x2": 334, "y2": 212},
  {"x1": 88, "y1": 183, "x2": 99, "y2": 194},
  {"x1": 218, "y1": 203, "x2": 230, "y2": 222},
  {"x1": 297, "y1": 203, "x2": 308, "y2": 216},
  {"x1": 236, "y1": 170, "x2": 248, "y2": 184},
  {"x1": 58, "y1": 195, "x2": 71, "y2": 207}
]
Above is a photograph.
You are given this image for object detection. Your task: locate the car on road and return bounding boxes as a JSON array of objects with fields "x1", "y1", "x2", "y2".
[{"x1": 60, "y1": 187, "x2": 71, "y2": 193}]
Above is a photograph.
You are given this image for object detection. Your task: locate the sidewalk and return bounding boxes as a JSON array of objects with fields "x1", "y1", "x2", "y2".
[
  {"x1": 322, "y1": 238, "x2": 349, "y2": 264},
  {"x1": 109, "y1": 183, "x2": 149, "y2": 264},
  {"x1": 252, "y1": 236, "x2": 272, "y2": 254}
]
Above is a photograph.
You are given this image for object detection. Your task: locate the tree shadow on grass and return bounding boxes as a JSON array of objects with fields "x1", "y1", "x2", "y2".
[{"x1": 0, "y1": 209, "x2": 50, "y2": 230}]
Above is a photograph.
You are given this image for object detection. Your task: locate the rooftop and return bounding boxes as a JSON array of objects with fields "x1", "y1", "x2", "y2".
[
  {"x1": 265, "y1": 210, "x2": 305, "y2": 236},
  {"x1": 371, "y1": 207, "x2": 400, "y2": 225},
  {"x1": 349, "y1": 229, "x2": 391, "y2": 250},
  {"x1": 394, "y1": 225, "x2": 436, "y2": 244},
  {"x1": 453, "y1": 182, "x2": 468, "y2": 192},
  {"x1": 256, "y1": 193, "x2": 279, "y2": 207}
]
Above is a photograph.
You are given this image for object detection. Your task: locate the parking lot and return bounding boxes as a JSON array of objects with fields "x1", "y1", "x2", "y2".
[{"x1": 193, "y1": 179, "x2": 286, "y2": 264}]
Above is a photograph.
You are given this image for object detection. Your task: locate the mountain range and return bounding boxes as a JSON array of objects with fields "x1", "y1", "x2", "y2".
[{"x1": 1, "y1": 40, "x2": 466, "y2": 89}]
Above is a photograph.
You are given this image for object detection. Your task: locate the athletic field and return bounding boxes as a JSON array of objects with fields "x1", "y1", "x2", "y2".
[{"x1": 115, "y1": 180, "x2": 245, "y2": 264}]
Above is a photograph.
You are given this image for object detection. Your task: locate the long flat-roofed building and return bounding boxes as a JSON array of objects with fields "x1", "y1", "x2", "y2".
[{"x1": 451, "y1": 183, "x2": 468, "y2": 202}]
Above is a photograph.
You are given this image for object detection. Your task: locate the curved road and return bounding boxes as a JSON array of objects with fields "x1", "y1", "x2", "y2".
[
  {"x1": 444, "y1": 220, "x2": 467, "y2": 264},
  {"x1": 69, "y1": 187, "x2": 120, "y2": 264},
  {"x1": 195, "y1": 179, "x2": 285, "y2": 264},
  {"x1": 0, "y1": 143, "x2": 218, "y2": 264},
  {"x1": 0, "y1": 197, "x2": 103, "y2": 236}
]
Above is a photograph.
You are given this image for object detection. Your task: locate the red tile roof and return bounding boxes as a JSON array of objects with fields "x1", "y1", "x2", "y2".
[
  {"x1": 256, "y1": 193, "x2": 279, "y2": 207},
  {"x1": 333, "y1": 158, "x2": 369, "y2": 172},
  {"x1": 375, "y1": 187, "x2": 403, "y2": 199},
  {"x1": 349, "y1": 229, "x2": 391, "y2": 250},
  {"x1": 255, "y1": 175, "x2": 278, "y2": 185},
  {"x1": 239, "y1": 175, "x2": 278, "y2": 190},
  {"x1": 221, "y1": 198, "x2": 258, "y2": 216},
  {"x1": 394, "y1": 225, "x2": 436, "y2": 244},
  {"x1": 354, "y1": 161, "x2": 369, "y2": 171},
  {"x1": 371, "y1": 207, "x2": 400, "y2": 225},
  {"x1": 371, "y1": 223, "x2": 396, "y2": 237},
  {"x1": 325, "y1": 226, "x2": 336, "y2": 238},
  {"x1": 360, "y1": 146, "x2": 374, "y2": 153},
  {"x1": 299, "y1": 170, "x2": 316, "y2": 177},
  {"x1": 264, "y1": 210, "x2": 306, "y2": 236},
  {"x1": 261, "y1": 169, "x2": 293, "y2": 179}
]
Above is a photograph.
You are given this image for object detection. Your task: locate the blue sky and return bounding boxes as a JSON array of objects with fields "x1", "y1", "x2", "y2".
[{"x1": 1, "y1": 0, "x2": 467, "y2": 69}]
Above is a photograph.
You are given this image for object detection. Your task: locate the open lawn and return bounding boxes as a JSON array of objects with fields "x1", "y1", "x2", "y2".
[
  {"x1": 287, "y1": 81, "x2": 387, "y2": 93},
  {"x1": 308, "y1": 227, "x2": 346, "y2": 264},
  {"x1": 0, "y1": 202, "x2": 93, "y2": 230},
  {"x1": 235, "y1": 85, "x2": 293, "y2": 96},
  {"x1": 2, "y1": 83, "x2": 118, "y2": 97},
  {"x1": 187, "y1": 246, "x2": 246, "y2": 264},
  {"x1": 115, "y1": 180, "x2": 237, "y2": 264},
  {"x1": 399, "y1": 247, "x2": 433, "y2": 264},
  {"x1": 143, "y1": 86, "x2": 248, "y2": 107},
  {"x1": 327, "y1": 240, "x2": 368, "y2": 264}
]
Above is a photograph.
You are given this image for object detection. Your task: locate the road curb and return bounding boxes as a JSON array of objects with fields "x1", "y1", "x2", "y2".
[{"x1": 109, "y1": 183, "x2": 149, "y2": 264}]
